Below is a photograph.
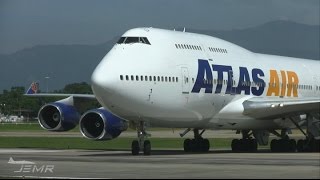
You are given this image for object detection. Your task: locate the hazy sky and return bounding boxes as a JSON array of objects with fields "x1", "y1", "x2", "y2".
[{"x1": 0, "y1": 0, "x2": 319, "y2": 54}]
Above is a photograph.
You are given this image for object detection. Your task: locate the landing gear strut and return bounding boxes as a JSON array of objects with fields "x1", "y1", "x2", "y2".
[
  {"x1": 290, "y1": 115, "x2": 320, "y2": 152},
  {"x1": 231, "y1": 130, "x2": 258, "y2": 152},
  {"x1": 131, "y1": 121, "x2": 151, "y2": 155},
  {"x1": 183, "y1": 129, "x2": 210, "y2": 152}
]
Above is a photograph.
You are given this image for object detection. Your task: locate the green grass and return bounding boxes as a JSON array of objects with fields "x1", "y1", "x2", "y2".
[
  {"x1": 0, "y1": 123, "x2": 174, "y2": 132},
  {"x1": 0, "y1": 123, "x2": 44, "y2": 131},
  {"x1": 0, "y1": 124, "x2": 270, "y2": 150},
  {"x1": 0, "y1": 136, "x2": 232, "y2": 150}
]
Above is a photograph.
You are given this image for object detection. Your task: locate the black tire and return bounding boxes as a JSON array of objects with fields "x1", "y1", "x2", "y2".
[
  {"x1": 191, "y1": 139, "x2": 197, "y2": 152},
  {"x1": 131, "y1": 140, "x2": 140, "y2": 155},
  {"x1": 270, "y1": 139, "x2": 277, "y2": 152},
  {"x1": 316, "y1": 140, "x2": 320, "y2": 152},
  {"x1": 184, "y1": 139, "x2": 191, "y2": 152},
  {"x1": 289, "y1": 139, "x2": 296, "y2": 152},
  {"x1": 231, "y1": 139, "x2": 239, "y2": 152},
  {"x1": 203, "y1": 139, "x2": 210, "y2": 152},
  {"x1": 143, "y1": 140, "x2": 151, "y2": 155},
  {"x1": 297, "y1": 139, "x2": 304, "y2": 152},
  {"x1": 251, "y1": 139, "x2": 258, "y2": 152}
]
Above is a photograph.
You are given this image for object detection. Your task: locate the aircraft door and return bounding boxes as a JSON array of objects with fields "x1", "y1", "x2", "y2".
[
  {"x1": 181, "y1": 67, "x2": 190, "y2": 94},
  {"x1": 229, "y1": 70, "x2": 236, "y2": 95}
]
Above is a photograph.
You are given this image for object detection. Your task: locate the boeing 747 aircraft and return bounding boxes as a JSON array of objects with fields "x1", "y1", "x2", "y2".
[{"x1": 26, "y1": 27, "x2": 320, "y2": 155}]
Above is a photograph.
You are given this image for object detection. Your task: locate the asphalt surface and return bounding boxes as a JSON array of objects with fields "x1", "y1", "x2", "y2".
[{"x1": 0, "y1": 148, "x2": 319, "y2": 179}]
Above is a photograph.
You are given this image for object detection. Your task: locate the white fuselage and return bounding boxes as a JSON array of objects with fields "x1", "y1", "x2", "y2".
[{"x1": 91, "y1": 28, "x2": 320, "y2": 130}]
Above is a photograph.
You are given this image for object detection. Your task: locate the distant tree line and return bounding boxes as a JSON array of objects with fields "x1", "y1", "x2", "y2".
[{"x1": 0, "y1": 82, "x2": 99, "y2": 117}]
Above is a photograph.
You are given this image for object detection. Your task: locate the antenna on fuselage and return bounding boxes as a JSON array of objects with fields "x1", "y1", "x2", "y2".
[{"x1": 183, "y1": 27, "x2": 186, "y2": 32}]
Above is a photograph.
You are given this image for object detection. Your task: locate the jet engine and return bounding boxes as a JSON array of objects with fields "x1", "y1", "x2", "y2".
[
  {"x1": 79, "y1": 108, "x2": 128, "y2": 140},
  {"x1": 38, "y1": 102, "x2": 80, "y2": 131}
]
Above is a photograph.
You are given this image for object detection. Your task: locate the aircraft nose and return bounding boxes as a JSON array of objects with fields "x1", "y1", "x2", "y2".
[{"x1": 91, "y1": 58, "x2": 117, "y2": 96}]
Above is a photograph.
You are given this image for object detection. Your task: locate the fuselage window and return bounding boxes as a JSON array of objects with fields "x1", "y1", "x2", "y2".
[
  {"x1": 165, "y1": 77, "x2": 168, "y2": 82},
  {"x1": 169, "y1": 77, "x2": 171, "y2": 82},
  {"x1": 192, "y1": 78, "x2": 194, "y2": 83},
  {"x1": 154, "y1": 76, "x2": 156, "y2": 81},
  {"x1": 149, "y1": 76, "x2": 152, "y2": 81},
  {"x1": 145, "y1": 76, "x2": 148, "y2": 81},
  {"x1": 175, "y1": 44, "x2": 178, "y2": 48},
  {"x1": 120, "y1": 75, "x2": 123, "y2": 80},
  {"x1": 136, "y1": 75, "x2": 139, "y2": 81},
  {"x1": 184, "y1": 45, "x2": 187, "y2": 49},
  {"x1": 126, "y1": 75, "x2": 129, "y2": 81},
  {"x1": 172, "y1": 77, "x2": 175, "y2": 82},
  {"x1": 176, "y1": 77, "x2": 178, "y2": 82},
  {"x1": 158, "y1": 76, "x2": 160, "y2": 81},
  {"x1": 141, "y1": 76, "x2": 144, "y2": 81},
  {"x1": 131, "y1": 75, "x2": 134, "y2": 81},
  {"x1": 161, "y1": 76, "x2": 164, "y2": 82},
  {"x1": 178, "y1": 44, "x2": 181, "y2": 49}
]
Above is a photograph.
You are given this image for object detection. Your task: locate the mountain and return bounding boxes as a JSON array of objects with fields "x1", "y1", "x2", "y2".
[
  {"x1": 0, "y1": 20, "x2": 319, "y2": 92},
  {"x1": 192, "y1": 21, "x2": 319, "y2": 60}
]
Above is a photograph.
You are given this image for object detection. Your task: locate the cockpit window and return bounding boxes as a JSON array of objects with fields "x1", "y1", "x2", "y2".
[
  {"x1": 117, "y1": 37, "x2": 126, "y2": 44},
  {"x1": 125, "y1": 37, "x2": 139, "y2": 44},
  {"x1": 140, "y1": 37, "x2": 150, "y2": 45},
  {"x1": 117, "y1": 36, "x2": 151, "y2": 45}
]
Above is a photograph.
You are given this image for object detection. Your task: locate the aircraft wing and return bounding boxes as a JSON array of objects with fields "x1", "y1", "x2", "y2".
[
  {"x1": 24, "y1": 82, "x2": 96, "y2": 99},
  {"x1": 25, "y1": 93, "x2": 96, "y2": 99},
  {"x1": 24, "y1": 82, "x2": 98, "y2": 113},
  {"x1": 243, "y1": 97, "x2": 320, "y2": 120}
]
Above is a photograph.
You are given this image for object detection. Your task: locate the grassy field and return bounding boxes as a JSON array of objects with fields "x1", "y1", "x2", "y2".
[
  {"x1": 0, "y1": 123, "x2": 271, "y2": 150},
  {"x1": 0, "y1": 136, "x2": 233, "y2": 150},
  {"x1": 0, "y1": 123, "x2": 45, "y2": 132},
  {"x1": 0, "y1": 123, "x2": 169, "y2": 132}
]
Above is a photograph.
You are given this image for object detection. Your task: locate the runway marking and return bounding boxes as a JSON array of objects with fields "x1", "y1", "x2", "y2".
[
  {"x1": 4, "y1": 176, "x2": 109, "y2": 179},
  {"x1": 0, "y1": 149, "x2": 64, "y2": 153}
]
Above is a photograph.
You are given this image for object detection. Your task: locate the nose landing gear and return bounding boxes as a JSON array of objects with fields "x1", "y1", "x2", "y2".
[{"x1": 131, "y1": 121, "x2": 151, "y2": 155}]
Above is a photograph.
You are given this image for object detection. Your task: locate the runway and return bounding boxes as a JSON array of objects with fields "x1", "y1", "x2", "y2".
[{"x1": 0, "y1": 148, "x2": 319, "y2": 179}]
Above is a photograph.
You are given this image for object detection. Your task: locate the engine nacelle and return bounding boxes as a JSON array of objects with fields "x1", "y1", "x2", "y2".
[
  {"x1": 79, "y1": 108, "x2": 128, "y2": 140},
  {"x1": 38, "y1": 102, "x2": 80, "y2": 131}
]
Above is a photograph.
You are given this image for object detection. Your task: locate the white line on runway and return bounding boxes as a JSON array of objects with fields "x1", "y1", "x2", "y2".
[{"x1": 0, "y1": 149, "x2": 64, "y2": 153}]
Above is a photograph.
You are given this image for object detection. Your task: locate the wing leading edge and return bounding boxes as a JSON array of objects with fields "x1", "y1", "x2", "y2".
[{"x1": 243, "y1": 97, "x2": 320, "y2": 120}]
